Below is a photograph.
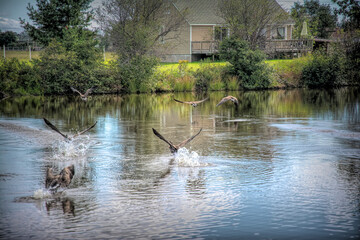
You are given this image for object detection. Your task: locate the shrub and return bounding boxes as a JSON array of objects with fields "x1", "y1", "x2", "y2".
[
  {"x1": 0, "y1": 58, "x2": 41, "y2": 95},
  {"x1": 116, "y1": 56, "x2": 159, "y2": 93},
  {"x1": 343, "y1": 35, "x2": 360, "y2": 85},
  {"x1": 35, "y1": 40, "x2": 102, "y2": 94},
  {"x1": 219, "y1": 37, "x2": 271, "y2": 89},
  {"x1": 301, "y1": 49, "x2": 345, "y2": 88}
]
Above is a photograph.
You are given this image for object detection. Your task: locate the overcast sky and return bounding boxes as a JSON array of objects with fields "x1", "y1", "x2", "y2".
[{"x1": 0, "y1": 0, "x2": 338, "y2": 34}]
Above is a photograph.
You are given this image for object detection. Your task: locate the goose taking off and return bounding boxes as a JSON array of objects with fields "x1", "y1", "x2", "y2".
[
  {"x1": 216, "y1": 96, "x2": 239, "y2": 107},
  {"x1": 70, "y1": 86, "x2": 96, "y2": 101},
  {"x1": 45, "y1": 165, "x2": 75, "y2": 192},
  {"x1": 43, "y1": 118, "x2": 97, "y2": 141},
  {"x1": 152, "y1": 128, "x2": 202, "y2": 154},
  {"x1": 174, "y1": 97, "x2": 209, "y2": 107}
]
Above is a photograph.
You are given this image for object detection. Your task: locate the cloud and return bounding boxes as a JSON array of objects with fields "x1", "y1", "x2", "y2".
[{"x1": 0, "y1": 17, "x2": 22, "y2": 33}]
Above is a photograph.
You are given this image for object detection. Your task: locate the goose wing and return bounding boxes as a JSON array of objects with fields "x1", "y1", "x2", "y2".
[
  {"x1": 43, "y1": 118, "x2": 69, "y2": 139},
  {"x1": 193, "y1": 97, "x2": 209, "y2": 104},
  {"x1": 177, "y1": 128, "x2": 202, "y2": 149},
  {"x1": 72, "y1": 121, "x2": 97, "y2": 138},
  {"x1": 45, "y1": 168, "x2": 56, "y2": 188},
  {"x1": 152, "y1": 128, "x2": 176, "y2": 149},
  {"x1": 83, "y1": 86, "x2": 96, "y2": 97},
  {"x1": 70, "y1": 86, "x2": 83, "y2": 96},
  {"x1": 216, "y1": 97, "x2": 231, "y2": 107},
  {"x1": 174, "y1": 98, "x2": 192, "y2": 105}
]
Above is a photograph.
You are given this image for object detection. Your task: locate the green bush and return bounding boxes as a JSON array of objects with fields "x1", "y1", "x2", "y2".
[
  {"x1": 0, "y1": 58, "x2": 41, "y2": 95},
  {"x1": 116, "y1": 56, "x2": 159, "y2": 93},
  {"x1": 344, "y1": 37, "x2": 360, "y2": 85},
  {"x1": 219, "y1": 38, "x2": 271, "y2": 89},
  {"x1": 35, "y1": 40, "x2": 103, "y2": 94},
  {"x1": 301, "y1": 50, "x2": 345, "y2": 88}
]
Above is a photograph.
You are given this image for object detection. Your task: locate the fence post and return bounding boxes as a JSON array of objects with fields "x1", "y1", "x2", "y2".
[
  {"x1": 3, "y1": 45, "x2": 5, "y2": 60},
  {"x1": 29, "y1": 45, "x2": 32, "y2": 60},
  {"x1": 103, "y1": 46, "x2": 106, "y2": 62}
]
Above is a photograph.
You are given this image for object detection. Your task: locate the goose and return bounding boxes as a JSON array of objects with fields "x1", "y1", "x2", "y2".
[
  {"x1": 70, "y1": 86, "x2": 96, "y2": 101},
  {"x1": 43, "y1": 118, "x2": 97, "y2": 141},
  {"x1": 152, "y1": 128, "x2": 202, "y2": 154},
  {"x1": 45, "y1": 165, "x2": 75, "y2": 192},
  {"x1": 216, "y1": 96, "x2": 239, "y2": 107},
  {"x1": 174, "y1": 97, "x2": 209, "y2": 107}
]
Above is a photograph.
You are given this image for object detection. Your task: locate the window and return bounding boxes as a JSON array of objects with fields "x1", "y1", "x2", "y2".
[{"x1": 276, "y1": 27, "x2": 285, "y2": 39}]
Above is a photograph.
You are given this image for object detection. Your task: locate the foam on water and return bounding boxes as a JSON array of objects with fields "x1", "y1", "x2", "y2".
[
  {"x1": 33, "y1": 189, "x2": 52, "y2": 199},
  {"x1": 175, "y1": 148, "x2": 209, "y2": 167}
]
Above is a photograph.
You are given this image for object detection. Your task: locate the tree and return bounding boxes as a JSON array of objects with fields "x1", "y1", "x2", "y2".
[
  {"x1": 20, "y1": 0, "x2": 94, "y2": 46},
  {"x1": 291, "y1": 0, "x2": 337, "y2": 39},
  {"x1": 0, "y1": 31, "x2": 17, "y2": 46},
  {"x1": 333, "y1": 0, "x2": 360, "y2": 31},
  {"x1": 217, "y1": 0, "x2": 288, "y2": 49},
  {"x1": 96, "y1": 0, "x2": 187, "y2": 63}
]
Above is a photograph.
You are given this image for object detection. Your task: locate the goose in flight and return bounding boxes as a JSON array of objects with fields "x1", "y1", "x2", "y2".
[
  {"x1": 43, "y1": 118, "x2": 97, "y2": 141},
  {"x1": 216, "y1": 96, "x2": 239, "y2": 107},
  {"x1": 70, "y1": 86, "x2": 96, "y2": 101},
  {"x1": 45, "y1": 165, "x2": 75, "y2": 192},
  {"x1": 152, "y1": 128, "x2": 202, "y2": 154},
  {"x1": 174, "y1": 97, "x2": 209, "y2": 107}
]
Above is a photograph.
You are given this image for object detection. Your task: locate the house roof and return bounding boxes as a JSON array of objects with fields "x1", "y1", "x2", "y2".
[
  {"x1": 173, "y1": 0, "x2": 225, "y2": 25},
  {"x1": 173, "y1": 0, "x2": 294, "y2": 25}
]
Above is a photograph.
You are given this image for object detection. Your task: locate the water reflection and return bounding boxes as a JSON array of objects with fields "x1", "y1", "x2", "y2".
[{"x1": 0, "y1": 87, "x2": 359, "y2": 239}]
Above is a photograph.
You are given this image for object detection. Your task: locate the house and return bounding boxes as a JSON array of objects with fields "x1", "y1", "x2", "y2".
[{"x1": 160, "y1": 0, "x2": 296, "y2": 62}]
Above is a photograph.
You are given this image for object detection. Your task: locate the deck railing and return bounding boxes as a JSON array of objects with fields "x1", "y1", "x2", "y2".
[
  {"x1": 191, "y1": 41, "x2": 219, "y2": 54},
  {"x1": 191, "y1": 39, "x2": 313, "y2": 55},
  {"x1": 263, "y1": 39, "x2": 313, "y2": 53}
]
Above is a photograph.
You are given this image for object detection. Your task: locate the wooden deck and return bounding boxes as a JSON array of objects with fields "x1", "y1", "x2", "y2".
[
  {"x1": 191, "y1": 41, "x2": 218, "y2": 54},
  {"x1": 263, "y1": 39, "x2": 313, "y2": 54},
  {"x1": 191, "y1": 39, "x2": 313, "y2": 55}
]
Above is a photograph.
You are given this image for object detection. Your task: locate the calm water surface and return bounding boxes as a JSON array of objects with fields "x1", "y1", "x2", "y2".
[{"x1": 0, "y1": 88, "x2": 359, "y2": 239}]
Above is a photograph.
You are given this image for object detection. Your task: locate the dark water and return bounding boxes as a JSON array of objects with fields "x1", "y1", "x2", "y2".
[{"x1": 0, "y1": 88, "x2": 359, "y2": 239}]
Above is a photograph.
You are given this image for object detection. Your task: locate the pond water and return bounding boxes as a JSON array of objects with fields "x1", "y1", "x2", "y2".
[{"x1": 0, "y1": 88, "x2": 359, "y2": 239}]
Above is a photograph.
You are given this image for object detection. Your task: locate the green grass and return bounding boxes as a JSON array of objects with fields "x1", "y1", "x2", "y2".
[
  {"x1": 158, "y1": 61, "x2": 229, "y2": 72},
  {"x1": 2, "y1": 50, "x2": 40, "y2": 61}
]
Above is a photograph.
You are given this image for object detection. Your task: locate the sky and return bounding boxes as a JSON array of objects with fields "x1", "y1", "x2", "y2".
[{"x1": 0, "y1": 0, "x2": 339, "y2": 34}]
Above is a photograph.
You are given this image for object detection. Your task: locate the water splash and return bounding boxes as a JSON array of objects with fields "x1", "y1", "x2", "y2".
[
  {"x1": 51, "y1": 136, "x2": 93, "y2": 160},
  {"x1": 175, "y1": 148, "x2": 209, "y2": 167},
  {"x1": 33, "y1": 189, "x2": 52, "y2": 199}
]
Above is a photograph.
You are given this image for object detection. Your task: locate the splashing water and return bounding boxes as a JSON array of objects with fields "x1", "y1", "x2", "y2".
[
  {"x1": 175, "y1": 148, "x2": 208, "y2": 167},
  {"x1": 51, "y1": 136, "x2": 93, "y2": 160},
  {"x1": 33, "y1": 189, "x2": 52, "y2": 199}
]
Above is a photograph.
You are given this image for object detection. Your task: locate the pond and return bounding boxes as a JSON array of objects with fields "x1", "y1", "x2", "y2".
[{"x1": 0, "y1": 88, "x2": 359, "y2": 239}]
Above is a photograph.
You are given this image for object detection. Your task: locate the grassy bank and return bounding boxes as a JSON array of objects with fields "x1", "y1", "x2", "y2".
[
  {"x1": 0, "y1": 52, "x2": 309, "y2": 95},
  {"x1": 1, "y1": 50, "x2": 329, "y2": 95}
]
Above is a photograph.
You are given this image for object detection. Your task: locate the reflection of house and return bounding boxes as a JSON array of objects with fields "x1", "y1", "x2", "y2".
[{"x1": 161, "y1": 0, "x2": 296, "y2": 62}]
